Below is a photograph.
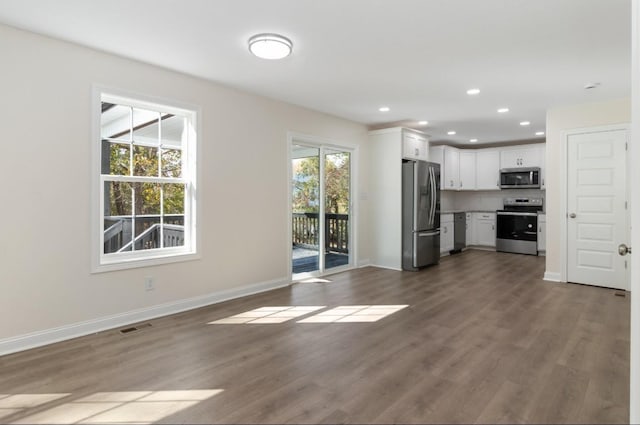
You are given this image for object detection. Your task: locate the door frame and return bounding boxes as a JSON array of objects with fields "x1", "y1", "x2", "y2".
[
  {"x1": 286, "y1": 131, "x2": 359, "y2": 280},
  {"x1": 560, "y1": 124, "x2": 630, "y2": 289}
]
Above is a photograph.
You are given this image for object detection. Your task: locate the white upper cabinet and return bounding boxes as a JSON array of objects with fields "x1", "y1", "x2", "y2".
[
  {"x1": 429, "y1": 145, "x2": 459, "y2": 190},
  {"x1": 402, "y1": 131, "x2": 429, "y2": 161},
  {"x1": 459, "y1": 151, "x2": 476, "y2": 190},
  {"x1": 500, "y1": 146, "x2": 542, "y2": 169},
  {"x1": 475, "y1": 149, "x2": 501, "y2": 190},
  {"x1": 443, "y1": 146, "x2": 460, "y2": 190}
]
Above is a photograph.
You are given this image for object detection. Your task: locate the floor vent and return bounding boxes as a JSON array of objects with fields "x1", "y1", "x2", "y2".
[
  {"x1": 614, "y1": 292, "x2": 626, "y2": 297},
  {"x1": 119, "y1": 323, "x2": 152, "y2": 334}
]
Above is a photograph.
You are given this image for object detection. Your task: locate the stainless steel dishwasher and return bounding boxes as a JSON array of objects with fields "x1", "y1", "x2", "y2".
[{"x1": 453, "y1": 212, "x2": 466, "y2": 253}]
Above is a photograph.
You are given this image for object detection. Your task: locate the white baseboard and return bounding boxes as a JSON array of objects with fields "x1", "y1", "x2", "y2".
[
  {"x1": 0, "y1": 277, "x2": 290, "y2": 356},
  {"x1": 543, "y1": 271, "x2": 562, "y2": 282},
  {"x1": 369, "y1": 263, "x2": 403, "y2": 271}
]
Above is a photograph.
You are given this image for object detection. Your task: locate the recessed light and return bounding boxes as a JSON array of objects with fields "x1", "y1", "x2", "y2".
[
  {"x1": 379, "y1": 106, "x2": 390, "y2": 112},
  {"x1": 447, "y1": 131, "x2": 456, "y2": 135},
  {"x1": 497, "y1": 108, "x2": 509, "y2": 113},
  {"x1": 536, "y1": 131, "x2": 545, "y2": 136},
  {"x1": 418, "y1": 120, "x2": 428, "y2": 126},
  {"x1": 248, "y1": 33, "x2": 293, "y2": 60},
  {"x1": 466, "y1": 88, "x2": 480, "y2": 95},
  {"x1": 520, "y1": 121, "x2": 531, "y2": 126},
  {"x1": 470, "y1": 139, "x2": 478, "y2": 143}
]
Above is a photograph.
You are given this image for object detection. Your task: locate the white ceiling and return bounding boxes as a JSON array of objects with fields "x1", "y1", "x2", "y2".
[{"x1": 0, "y1": 0, "x2": 631, "y2": 145}]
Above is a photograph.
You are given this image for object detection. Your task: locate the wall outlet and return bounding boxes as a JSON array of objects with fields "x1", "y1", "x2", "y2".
[{"x1": 144, "y1": 277, "x2": 155, "y2": 291}]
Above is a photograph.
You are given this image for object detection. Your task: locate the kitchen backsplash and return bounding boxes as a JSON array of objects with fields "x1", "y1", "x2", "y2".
[{"x1": 441, "y1": 189, "x2": 546, "y2": 212}]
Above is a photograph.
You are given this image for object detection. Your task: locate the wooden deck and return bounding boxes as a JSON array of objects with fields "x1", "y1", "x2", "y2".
[
  {"x1": 292, "y1": 252, "x2": 349, "y2": 273},
  {"x1": 0, "y1": 250, "x2": 629, "y2": 424}
]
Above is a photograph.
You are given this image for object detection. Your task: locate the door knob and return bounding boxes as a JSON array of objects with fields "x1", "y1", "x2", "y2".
[
  {"x1": 618, "y1": 244, "x2": 632, "y2": 256},
  {"x1": 569, "y1": 213, "x2": 576, "y2": 218}
]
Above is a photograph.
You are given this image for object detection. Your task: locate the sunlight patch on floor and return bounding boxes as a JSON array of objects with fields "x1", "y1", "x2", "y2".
[
  {"x1": 208, "y1": 306, "x2": 325, "y2": 324},
  {"x1": 8, "y1": 389, "x2": 223, "y2": 424},
  {"x1": 208, "y1": 305, "x2": 409, "y2": 325},
  {"x1": 297, "y1": 305, "x2": 409, "y2": 323},
  {"x1": 298, "y1": 278, "x2": 332, "y2": 283}
]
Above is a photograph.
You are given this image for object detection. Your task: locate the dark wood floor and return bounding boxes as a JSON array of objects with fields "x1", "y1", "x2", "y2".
[{"x1": 0, "y1": 250, "x2": 630, "y2": 424}]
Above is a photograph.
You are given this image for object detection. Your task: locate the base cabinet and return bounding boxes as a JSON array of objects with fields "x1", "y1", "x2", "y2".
[
  {"x1": 465, "y1": 212, "x2": 474, "y2": 246},
  {"x1": 473, "y1": 212, "x2": 496, "y2": 247},
  {"x1": 538, "y1": 213, "x2": 546, "y2": 253},
  {"x1": 441, "y1": 214, "x2": 454, "y2": 254}
]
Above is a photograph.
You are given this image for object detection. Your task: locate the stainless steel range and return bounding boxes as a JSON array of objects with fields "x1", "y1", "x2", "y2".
[{"x1": 496, "y1": 198, "x2": 543, "y2": 255}]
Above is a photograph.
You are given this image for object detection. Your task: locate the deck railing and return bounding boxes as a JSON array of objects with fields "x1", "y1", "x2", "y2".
[
  {"x1": 104, "y1": 214, "x2": 184, "y2": 253},
  {"x1": 292, "y1": 213, "x2": 348, "y2": 254}
]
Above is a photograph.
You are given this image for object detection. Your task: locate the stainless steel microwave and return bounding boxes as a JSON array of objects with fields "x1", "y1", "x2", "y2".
[{"x1": 500, "y1": 167, "x2": 541, "y2": 189}]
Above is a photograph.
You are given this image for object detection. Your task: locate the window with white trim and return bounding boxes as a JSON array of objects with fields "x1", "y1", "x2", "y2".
[{"x1": 96, "y1": 92, "x2": 197, "y2": 270}]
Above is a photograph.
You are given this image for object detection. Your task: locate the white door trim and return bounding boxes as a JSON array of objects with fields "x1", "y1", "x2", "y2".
[
  {"x1": 630, "y1": 1, "x2": 639, "y2": 421},
  {"x1": 286, "y1": 132, "x2": 359, "y2": 281},
  {"x1": 560, "y1": 124, "x2": 630, "y2": 284}
]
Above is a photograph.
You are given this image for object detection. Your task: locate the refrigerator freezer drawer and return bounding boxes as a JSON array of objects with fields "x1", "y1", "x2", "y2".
[{"x1": 413, "y1": 231, "x2": 440, "y2": 268}]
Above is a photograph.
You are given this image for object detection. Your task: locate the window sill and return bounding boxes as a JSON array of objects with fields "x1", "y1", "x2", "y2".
[{"x1": 92, "y1": 251, "x2": 201, "y2": 273}]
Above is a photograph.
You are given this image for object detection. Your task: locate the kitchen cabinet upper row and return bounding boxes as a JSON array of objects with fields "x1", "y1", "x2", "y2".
[{"x1": 429, "y1": 143, "x2": 545, "y2": 191}]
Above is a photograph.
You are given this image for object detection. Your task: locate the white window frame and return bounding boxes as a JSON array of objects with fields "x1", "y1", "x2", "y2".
[{"x1": 91, "y1": 86, "x2": 200, "y2": 273}]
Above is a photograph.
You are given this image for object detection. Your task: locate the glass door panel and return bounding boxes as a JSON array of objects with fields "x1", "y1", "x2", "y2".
[
  {"x1": 291, "y1": 145, "x2": 320, "y2": 274},
  {"x1": 324, "y1": 150, "x2": 350, "y2": 270}
]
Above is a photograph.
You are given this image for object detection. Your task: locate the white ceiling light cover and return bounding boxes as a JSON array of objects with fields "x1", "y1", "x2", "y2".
[{"x1": 248, "y1": 33, "x2": 292, "y2": 60}]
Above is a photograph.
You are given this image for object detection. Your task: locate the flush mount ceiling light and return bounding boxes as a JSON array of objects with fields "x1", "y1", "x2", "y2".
[
  {"x1": 447, "y1": 131, "x2": 456, "y2": 135},
  {"x1": 418, "y1": 120, "x2": 428, "y2": 126},
  {"x1": 520, "y1": 121, "x2": 531, "y2": 126},
  {"x1": 248, "y1": 33, "x2": 292, "y2": 60},
  {"x1": 497, "y1": 107, "x2": 509, "y2": 113},
  {"x1": 379, "y1": 106, "x2": 390, "y2": 112},
  {"x1": 536, "y1": 131, "x2": 545, "y2": 136},
  {"x1": 466, "y1": 88, "x2": 480, "y2": 95},
  {"x1": 469, "y1": 138, "x2": 478, "y2": 143}
]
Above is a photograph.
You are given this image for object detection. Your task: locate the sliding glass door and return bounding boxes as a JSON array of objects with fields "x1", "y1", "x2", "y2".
[{"x1": 291, "y1": 142, "x2": 352, "y2": 278}]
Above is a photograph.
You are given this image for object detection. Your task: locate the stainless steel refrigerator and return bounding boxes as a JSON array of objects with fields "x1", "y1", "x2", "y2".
[{"x1": 402, "y1": 160, "x2": 440, "y2": 271}]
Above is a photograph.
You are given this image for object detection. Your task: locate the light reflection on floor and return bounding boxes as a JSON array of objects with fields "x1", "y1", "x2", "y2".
[
  {"x1": 209, "y1": 305, "x2": 409, "y2": 325},
  {"x1": 2, "y1": 390, "x2": 223, "y2": 424},
  {"x1": 297, "y1": 305, "x2": 409, "y2": 323},
  {"x1": 208, "y1": 306, "x2": 325, "y2": 324}
]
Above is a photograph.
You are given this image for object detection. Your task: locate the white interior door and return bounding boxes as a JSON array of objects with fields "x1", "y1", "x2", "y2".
[{"x1": 567, "y1": 129, "x2": 628, "y2": 290}]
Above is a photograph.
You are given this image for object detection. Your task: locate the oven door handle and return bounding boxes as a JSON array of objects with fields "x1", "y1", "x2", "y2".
[{"x1": 497, "y1": 212, "x2": 539, "y2": 217}]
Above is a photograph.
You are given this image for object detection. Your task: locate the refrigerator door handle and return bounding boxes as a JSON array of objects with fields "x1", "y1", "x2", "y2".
[
  {"x1": 430, "y1": 167, "x2": 436, "y2": 225},
  {"x1": 418, "y1": 230, "x2": 440, "y2": 237},
  {"x1": 413, "y1": 163, "x2": 419, "y2": 230}
]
